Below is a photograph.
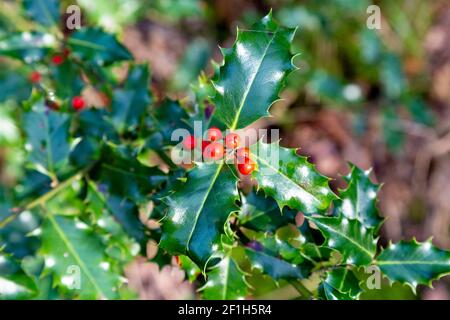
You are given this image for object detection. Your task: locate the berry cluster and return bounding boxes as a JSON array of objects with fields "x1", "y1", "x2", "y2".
[
  {"x1": 182, "y1": 127, "x2": 256, "y2": 175},
  {"x1": 28, "y1": 49, "x2": 86, "y2": 112}
]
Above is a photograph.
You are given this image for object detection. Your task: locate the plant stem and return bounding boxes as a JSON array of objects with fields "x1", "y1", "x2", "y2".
[
  {"x1": 288, "y1": 279, "x2": 314, "y2": 299},
  {"x1": 0, "y1": 171, "x2": 83, "y2": 228}
]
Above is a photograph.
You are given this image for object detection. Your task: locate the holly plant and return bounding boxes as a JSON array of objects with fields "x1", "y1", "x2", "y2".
[{"x1": 1, "y1": 2, "x2": 450, "y2": 300}]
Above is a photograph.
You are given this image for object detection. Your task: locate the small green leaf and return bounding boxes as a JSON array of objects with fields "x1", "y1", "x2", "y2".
[
  {"x1": 160, "y1": 163, "x2": 239, "y2": 269},
  {"x1": 0, "y1": 253, "x2": 37, "y2": 300},
  {"x1": 251, "y1": 140, "x2": 336, "y2": 213},
  {"x1": 307, "y1": 215, "x2": 377, "y2": 266},
  {"x1": 23, "y1": 0, "x2": 60, "y2": 27},
  {"x1": 68, "y1": 27, "x2": 132, "y2": 65},
  {"x1": 375, "y1": 239, "x2": 450, "y2": 291},
  {"x1": 334, "y1": 164, "x2": 383, "y2": 230},
  {"x1": 23, "y1": 100, "x2": 70, "y2": 176},
  {"x1": 212, "y1": 12, "x2": 297, "y2": 129},
  {"x1": 201, "y1": 256, "x2": 249, "y2": 300},
  {"x1": 245, "y1": 247, "x2": 310, "y2": 281},
  {"x1": 111, "y1": 64, "x2": 152, "y2": 133},
  {"x1": 40, "y1": 215, "x2": 121, "y2": 299},
  {"x1": 0, "y1": 32, "x2": 56, "y2": 62},
  {"x1": 319, "y1": 267, "x2": 361, "y2": 300}
]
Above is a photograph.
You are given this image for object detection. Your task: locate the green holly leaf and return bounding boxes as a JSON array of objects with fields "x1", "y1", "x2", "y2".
[
  {"x1": 96, "y1": 145, "x2": 167, "y2": 204},
  {"x1": 23, "y1": 0, "x2": 60, "y2": 27},
  {"x1": 375, "y1": 239, "x2": 450, "y2": 291},
  {"x1": 212, "y1": 12, "x2": 297, "y2": 130},
  {"x1": 239, "y1": 189, "x2": 297, "y2": 233},
  {"x1": 251, "y1": 140, "x2": 336, "y2": 213},
  {"x1": 69, "y1": 137, "x2": 101, "y2": 169},
  {"x1": 77, "y1": 109, "x2": 119, "y2": 142},
  {"x1": 245, "y1": 247, "x2": 310, "y2": 281},
  {"x1": 0, "y1": 32, "x2": 57, "y2": 62},
  {"x1": 40, "y1": 215, "x2": 121, "y2": 299},
  {"x1": 300, "y1": 243, "x2": 333, "y2": 264},
  {"x1": 111, "y1": 64, "x2": 151, "y2": 134},
  {"x1": 68, "y1": 27, "x2": 132, "y2": 66},
  {"x1": 334, "y1": 164, "x2": 383, "y2": 230},
  {"x1": 23, "y1": 100, "x2": 70, "y2": 176},
  {"x1": 0, "y1": 253, "x2": 37, "y2": 300},
  {"x1": 160, "y1": 163, "x2": 239, "y2": 269},
  {"x1": 51, "y1": 60, "x2": 84, "y2": 99},
  {"x1": 86, "y1": 180, "x2": 147, "y2": 245},
  {"x1": 307, "y1": 215, "x2": 377, "y2": 266},
  {"x1": 0, "y1": 67, "x2": 32, "y2": 103},
  {"x1": 319, "y1": 267, "x2": 361, "y2": 300},
  {"x1": 16, "y1": 170, "x2": 52, "y2": 203},
  {"x1": 177, "y1": 255, "x2": 201, "y2": 282},
  {"x1": 201, "y1": 256, "x2": 249, "y2": 300},
  {"x1": 145, "y1": 100, "x2": 190, "y2": 150}
]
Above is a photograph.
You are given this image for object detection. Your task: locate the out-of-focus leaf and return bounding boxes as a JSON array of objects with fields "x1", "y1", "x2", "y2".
[
  {"x1": 51, "y1": 60, "x2": 84, "y2": 99},
  {"x1": 77, "y1": 109, "x2": 119, "y2": 142},
  {"x1": 78, "y1": 0, "x2": 143, "y2": 32},
  {"x1": 68, "y1": 27, "x2": 132, "y2": 65},
  {"x1": 23, "y1": 100, "x2": 70, "y2": 176},
  {"x1": 23, "y1": 0, "x2": 60, "y2": 27},
  {"x1": 171, "y1": 39, "x2": 210, "y2": 91},
  {"x1": 96, "y1": 145, "x2": 167, "y2": 204},
  {"x1": 87, "y1": 181, "x2": 146, "y2": 245},
  {"x1": 405, "y1": 97, "x2": 434, "y2": 127},
  {"x1": 69, "y1": 137, "x2": 101, "y2": 168},
  {"x1": 0, "y1": 253, "x2": 37, "y2": 300},
  {"x1": 145, "y1": 100, "x2": 190, "y2": 150},
  {"x1": 245, "y1": 247, "x2": 310, "y2": 281},
  {"x1": 0, "y1": 67, "x2": 32, "y2": 103},
  {"x1": 111, "y1": 64, "x2": 151, "y2": 133},
  {"x1": 382, "y1": 107, "x2": 405, "y2": 152},
  {"x1": 0, "y1": 32, "x2": 56, "y2": 63},
  {"x1": 40, "y1": 215, "x2": 121, "y2": 299},
  {"x1": 380, "y1": 54, "x2": 405, "y2": 99}
]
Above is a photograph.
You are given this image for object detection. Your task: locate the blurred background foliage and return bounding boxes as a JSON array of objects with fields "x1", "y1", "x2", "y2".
[{"x1": 1, "y1": 0, "x2": 450, "y2": 299}]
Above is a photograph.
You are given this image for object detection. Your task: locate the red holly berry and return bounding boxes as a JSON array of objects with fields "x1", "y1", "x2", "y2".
[
  {"x1": 183, "y1": 135, "x2": 196, "y2": 150},
  {"x1": 72, "y1": 96, "x2": 85, "y2": 111},
  {"x1": 237, "y1": 159, "x2": 256, "y2": 175},
  {"x1": 52, "y1": 55, "x2": 64, "y2": 65},
  {"x1": 29, "y1": 71, "x2": 41, "y2": 84},
  {"x1": 203, "y1": 142, "x2": 224, "y2": 160},
  {"x1": 225, "y1": 133, "x2": 241, "y2": 149},
  {"x1": 201, "y1": 140, "x2": 211, "y2": 151},
  {"x1": 235, "y1": 147, "x2": 250, "y2": 163},
  {"x1": 206, "y1": 127, "x2": 222, "y2": 142}
]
